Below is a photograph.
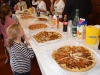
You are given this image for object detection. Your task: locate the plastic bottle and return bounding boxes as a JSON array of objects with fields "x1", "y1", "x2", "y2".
[
  {"x1": 52, "y1": 6, "x2": 59, "y2": 29},
  {"x1": 63, "y1": 15, "x2": 68, "y2": 32},
  {"x1": 72, "y1": 9, "x2": 79, "y2": 37}
]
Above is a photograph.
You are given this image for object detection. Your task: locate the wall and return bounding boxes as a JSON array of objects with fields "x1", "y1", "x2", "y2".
[{"x1": 89, "y1": 0, "x2": 100, "y2": 25}]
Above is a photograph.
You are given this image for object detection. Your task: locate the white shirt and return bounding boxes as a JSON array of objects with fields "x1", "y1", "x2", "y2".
[
  {"x1": 17, "y1": 1, "x2": 27, "y2": 10},
  {"x1": 32, "y1": 0, "x2": 35, "y2": 5},
  {"x1": 33, "y1": 1, "x2": 47, "y2": 15},
  {"x1": 54, "y1": 0, "x2": 65, "y2": 18}
]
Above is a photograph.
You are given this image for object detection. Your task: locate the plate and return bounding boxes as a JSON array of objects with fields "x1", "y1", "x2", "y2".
[
  {"x1": 37, "y1": 16, "x2": 49, "y2": 22},
  {"x1": 26, "y1": 22, "x2": 51, "y2": 32},
  {"x1": 21, "y1": 14, "x2": 35, "y2": 19},
  {"x1": 46, "y1": 42, "x2": 100, "y2": 75}
]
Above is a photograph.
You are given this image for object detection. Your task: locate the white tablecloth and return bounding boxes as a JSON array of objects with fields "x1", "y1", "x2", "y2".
[{"x1": 15, "y1": 12, "x2": 100, "y2": 75}]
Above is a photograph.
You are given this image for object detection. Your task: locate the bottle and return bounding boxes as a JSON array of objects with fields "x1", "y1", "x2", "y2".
[
  {"x1": 37, "y1": 7, "x2": 40, "y2": 17},
  {"x1": 20, "y1": 2, "x2": 22, "y2": 11},
  {"x1": 72, "y1": 9, "x2": 79, "y2": 37},
  {"x1": 98, "y1": 36, "x2": 100, "y2": 50},
  {"x1": 52, "y1": 6, "x2": 59, "y2": 29},
  {"x1": 63, "y1": 15, "x2": 68, "y2": 32},
  {"x1": 29, "y1": 5, "x2": 33, "y2": 14}
]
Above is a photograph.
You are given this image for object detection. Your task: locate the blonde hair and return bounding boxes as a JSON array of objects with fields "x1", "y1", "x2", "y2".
[{"x1": 7, "y1": 24, "x2": 20, "y2": 47}]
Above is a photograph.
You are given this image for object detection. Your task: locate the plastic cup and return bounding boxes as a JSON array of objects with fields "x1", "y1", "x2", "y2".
[{"x1": 85, "y1": 26, "x2": 100, "y2": 45}]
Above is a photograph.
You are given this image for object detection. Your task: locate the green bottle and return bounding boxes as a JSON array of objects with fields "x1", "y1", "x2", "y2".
[
  {"x1": 72, "y1": 9, "x2": 79, "y2": 37},
  {"x1": 20, "y1": 2, "x2": 22, "y2": 11},
  {"x1": 37, "y1": 7, "x2": 40, "y2": 17}
]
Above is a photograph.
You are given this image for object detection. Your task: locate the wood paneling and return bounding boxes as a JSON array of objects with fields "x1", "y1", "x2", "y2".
[{"x1": 89, "y1": 0, "x2": 100, "y2": 24}]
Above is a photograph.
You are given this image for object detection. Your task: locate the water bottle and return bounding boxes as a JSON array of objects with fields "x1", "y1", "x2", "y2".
[{"x1": 72, "y1": 9, "x2": 79, "y2": 37}]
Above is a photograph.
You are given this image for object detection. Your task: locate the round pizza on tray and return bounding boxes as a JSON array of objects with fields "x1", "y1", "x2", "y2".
[{"x1": 52, "y1": 46, "x2": 96, "y2": 72}]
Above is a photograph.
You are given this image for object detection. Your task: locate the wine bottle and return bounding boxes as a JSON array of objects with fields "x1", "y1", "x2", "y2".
[
  {"x1": 20, "y1": 2, "x2": 22, "y2": 11},
  {"x1": 37, "y1": 7, "x2": 40, "y2": 17}
]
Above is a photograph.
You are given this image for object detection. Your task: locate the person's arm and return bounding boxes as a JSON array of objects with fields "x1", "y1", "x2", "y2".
[
  {"x1": 16, "y1": 41, "x2": 34, "y2": 59},
  {"x1": 39, "y1": 1, "x2": 47, "y2": 12},
  {"x1": 50, "y1": 0, "x2": 54, "y2": 15},
  {"x1": 62, "y1": 0, "x2": 71, "y2": 19},
  {"x1": 57, "y1": 1, "x2": 65, "y2": 15}
]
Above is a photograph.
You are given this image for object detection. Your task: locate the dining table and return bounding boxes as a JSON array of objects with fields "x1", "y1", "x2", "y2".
[{"x1": 15, "y1": 10, "x2": 100, "y2": 75}]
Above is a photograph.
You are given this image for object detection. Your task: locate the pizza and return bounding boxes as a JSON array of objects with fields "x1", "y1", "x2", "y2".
[
  {"x1": 21, "y1": 14, "x2": 34, "y2": 19},
  {"x1": 33, "y1": 31, "x2": 62, "y2": 43},
  {"x1": 52, "y1": 46, "x2": 96, "y2": 72},
  {"x1": 38, "y1": 18, "x2": 47, "y2": 21},
  {"x1": 28, "y1": 23, "x2": 47, "y2": 30}
]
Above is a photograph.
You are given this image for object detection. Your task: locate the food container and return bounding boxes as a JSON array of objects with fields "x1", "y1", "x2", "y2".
[
  {"x1": 77, "y1": 19, "x2": 87, "y2": 39},
  {"x1": 86, "y1": 26, "x2": 100, "y2": 45}
]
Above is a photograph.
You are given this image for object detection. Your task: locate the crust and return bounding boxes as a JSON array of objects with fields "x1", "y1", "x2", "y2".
[
  {"x1": 60, "y1": 61, "x2": 96, "y2": 72},
  {"x1": 52, "y1": 50, "x2": 57, "y2": 59}
]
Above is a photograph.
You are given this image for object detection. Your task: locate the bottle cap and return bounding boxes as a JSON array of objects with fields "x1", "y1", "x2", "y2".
[{"x1": 76, "y1": 9, "x2": 79, "y2": 12}]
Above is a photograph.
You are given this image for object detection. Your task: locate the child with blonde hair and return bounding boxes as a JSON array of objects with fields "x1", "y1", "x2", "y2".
[{"x1": 7, "y1": 24, "x2": 34, "y2": 75}]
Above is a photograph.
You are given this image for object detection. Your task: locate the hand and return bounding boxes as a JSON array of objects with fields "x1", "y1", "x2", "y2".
[
  {"x1": 24, "y1": 36, "x2": 31, "y2": 46},
  {"x1": 14, "y1": 5, "x2": 18, "y2": 11},
  {"x1": 50, "y1": 0, "x2": 54, "y2": 3}
]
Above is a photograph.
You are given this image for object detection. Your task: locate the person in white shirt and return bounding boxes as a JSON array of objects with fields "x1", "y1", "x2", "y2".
[
  {"x1": 32, "y1": 0, "x2": 47, "y2": 15},
  {"x1": 32, "y1": 0, "x2": 36, "y2": 5},
  {"x1": 50, "y1": 0, "x2": 65, "y2": 20},
  {"x1": 15, "y1": 0, "x2": 27, "y2": 10}
]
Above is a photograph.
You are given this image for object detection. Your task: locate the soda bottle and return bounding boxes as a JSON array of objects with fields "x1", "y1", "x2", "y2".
[
  {"x1": 63, "y1": 15, "x2": 68, "y2": 32},
  {"x1": 72, "y1": 9, "x2": 79, "y2": 37}
]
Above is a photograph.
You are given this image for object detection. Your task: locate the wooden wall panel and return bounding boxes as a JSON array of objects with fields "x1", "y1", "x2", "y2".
[{"x1": 89, "y1": 0, "x2": 100, "y2": 24}]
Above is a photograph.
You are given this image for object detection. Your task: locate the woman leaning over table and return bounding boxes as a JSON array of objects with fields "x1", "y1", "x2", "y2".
[
  {"x1": 32, "y1": 0, "x2": 47, "y2": 15},
  {"x1": 0, "y1": 5, "x2": 18, "y2": 64},
  {"x1": 50, "y1": 0, "x2": 65, "y2": 21}
]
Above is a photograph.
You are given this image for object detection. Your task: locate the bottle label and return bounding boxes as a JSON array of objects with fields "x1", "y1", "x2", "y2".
[
  {"x1": 37, "y1": 11, "x2": 40, "y2": 17},
  {"x1": 52, "y1": 19, "x2": 57, "y2": 25},
  {"x1": 52, "y1": 15, "x2": 58, "y2": 29},
  {"x1": 72, "y1": 26, "x2": 77, "y2": 37},
  {"x1": 63, "y1": 22, "x2": 68, "y2": 25}
]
